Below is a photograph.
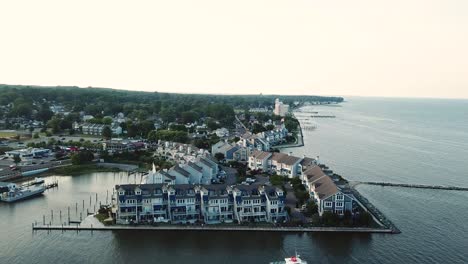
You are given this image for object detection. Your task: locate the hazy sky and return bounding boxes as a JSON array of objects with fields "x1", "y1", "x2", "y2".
[{"x1": 1, "y1": 0, "x2": 467, "y2": 98}]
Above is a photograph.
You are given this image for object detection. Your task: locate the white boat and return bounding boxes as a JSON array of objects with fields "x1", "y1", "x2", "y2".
[
  {"x1": 0, "y1": 182, "x2": 45, "y2": 202},
  {"x1": 270, "y1": 252, "x2": 308, "y2": 264}
]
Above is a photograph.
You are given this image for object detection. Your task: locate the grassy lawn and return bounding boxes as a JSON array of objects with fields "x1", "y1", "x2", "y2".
[{"x1": 0, "y1": 131, "x2": 17, "y2": 138}]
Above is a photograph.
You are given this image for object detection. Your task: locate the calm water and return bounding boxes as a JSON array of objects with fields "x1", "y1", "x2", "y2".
[{"x1": 1, "y1": 97, "x2": 468, "y2": 263}]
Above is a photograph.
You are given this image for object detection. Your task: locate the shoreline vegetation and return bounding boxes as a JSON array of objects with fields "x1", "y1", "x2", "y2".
[{"x1": 46, "y1": 164, "x2": 121, "y2": 176}]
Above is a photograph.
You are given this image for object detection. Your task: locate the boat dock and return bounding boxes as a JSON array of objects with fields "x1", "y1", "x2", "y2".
[{"x1": 45, "y1": 182, "x2": 58, "y2": 189}]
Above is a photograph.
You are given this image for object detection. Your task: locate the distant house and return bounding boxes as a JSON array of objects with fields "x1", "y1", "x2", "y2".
[
  {"x1": 74, "y1": 122, "x2": 122, "y2": 136},
  {"x1": 211, "y1": 140, "x2": 248, "y2": 162},
  {"x1": 214, "y1": 128, "x2": 229, "y2": 138},
  {"x1": 239, "y1": 132, "x2": 270, "y2": 151}
]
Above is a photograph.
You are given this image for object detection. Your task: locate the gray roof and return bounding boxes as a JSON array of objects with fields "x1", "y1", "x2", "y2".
[
  {"x1": 187, "y1": 162, "x2": 203, "y2": 172},
  {"x1": 251, "y1": 150, "x2": 271, "y2": 160},
  {"x1": 172, "y1": 165, "x2": 190, "y2": 177}
]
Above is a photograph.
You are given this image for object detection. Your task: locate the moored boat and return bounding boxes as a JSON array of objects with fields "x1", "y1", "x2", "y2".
[{"x1": 0, "y1": 182, "x2": 45, "y2": 202}]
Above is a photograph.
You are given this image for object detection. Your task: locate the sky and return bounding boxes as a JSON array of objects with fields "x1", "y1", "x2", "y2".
[{"x1": 1, "y1": 0, "x2": 467, "y2": 98}]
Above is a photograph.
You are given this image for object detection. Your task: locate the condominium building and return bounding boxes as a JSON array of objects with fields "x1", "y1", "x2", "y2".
[
  {"x1": 274, "y1": 98, "x2": 290, "y2": 117},
  {"x1": 115, "y1": 183, "x2": 287, "y2": 224}
]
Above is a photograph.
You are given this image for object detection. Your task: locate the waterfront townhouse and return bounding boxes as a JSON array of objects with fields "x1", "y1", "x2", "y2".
[
  {"x1": 166, "y1": 185, "x2": 201, "y2": 224},
  {"x1": 229, "y1": 185, "x2": 268, "y2": 223},
  {"x1": 116, "y1": 183, "x2": 170, "y2": 224},
  {"x1": 248, "y1": 150, "x2": 272, "y2": 172},
  {"x1": 197, "y1": 185, "x2": 234, "y2": 224},
  {"x1": 269, "y1": 152, "x2": 303, "y2": 178},
  {"x1": 302, "y1": 166, "x2": 356, "y2": 216},
  {"x1": 115, "y1": 183, "x2": 287, "y2": 225},
  {"x1": 261, "y1": 186, "x2": 288, "y2": 223}
]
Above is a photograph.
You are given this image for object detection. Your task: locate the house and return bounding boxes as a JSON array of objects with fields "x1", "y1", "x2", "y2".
[
  {"x1": 240, "y1": 132, "x2": 270, "y2": 151},
  {"x1": 211, "y1": 140, "x2": 249, "y2": 162},
  {"x1": 166, "y1": 184, "x2": 200, "y2": 224},
  {"x1": 168, "y1": 165, "x2": 191, "y2": 185},
  {"x1": 143, "y1": 164, "x2": 176, "y2": 185},
  {"x1": 214, "y1": 128, "x2": 229, "y2": 138},
  {"x1": 197, "y1": 185, "x2": 234, "y2": 224},
  {"x1": 115, "y1": 184, "x2": 170, "y2": 224},
  {"x1": 229, "y1": 185, "x2": 267, "y2": 223},
  {"x1": 269, "y1": 152, "x2": 303, "y2": 178},
  {"x1": 183, "y1": 162, "x2": 204, "y2": 184},
  {"x1": 302, "y1": 166, "x2": 357, "y2": 216},
  {"x1": 197, "y1": 157, "x2": 218, "y2": 184},
  {"x1": 248, "y1": 150, "x2": 272, "y2": 172},
  {"x1": 262, "y1": 185, "x2": 288, "y2": 223}
]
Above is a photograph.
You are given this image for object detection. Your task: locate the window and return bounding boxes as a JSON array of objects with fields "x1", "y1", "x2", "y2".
[
  {"x1": 336, "y1": 202, "x2": 344, "y2": 207},
  {"x1": 336, "y1": 194, "x2": 344, "y2": 200},
  {"x1": 324, "y1": 202, "x2": 332, "y2": 207}
]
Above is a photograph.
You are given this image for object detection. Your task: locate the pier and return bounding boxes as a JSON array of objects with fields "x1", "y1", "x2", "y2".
[
  {"x1": 45, "y1": 182, "x2": 58, "y2": 189},
  {"x1": 310, "y1": 115, "x2": 336, "y2": 118},
  {"x1": 352, "y1": 181, "x2": 468, "y2": 191}
]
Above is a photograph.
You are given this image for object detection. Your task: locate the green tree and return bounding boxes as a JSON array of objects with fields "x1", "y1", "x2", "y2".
[
  {"x1": 102, "y1": 126, "x2": 112, "y2": 139},
  {"x1": 13, "y1": 155, "x2": 21, "y2": 165},
  {"x1": 102, "y1": 117, "x2": 113, "y2": 125},
  {"x1": 47, "y1": 117, "x2": 61, "y2": 134},
  {"x1": 71, "y1": 150, "x2": 94, "y2": 165},
  {"x1": 304, "y1": 200, "x2": 318, "y2": 217},
  {"x1": 214, "y1": 153, "x2": 225, "y2": 161}
]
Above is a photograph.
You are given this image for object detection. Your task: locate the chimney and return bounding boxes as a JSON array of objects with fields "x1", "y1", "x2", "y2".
[
  {"x1": 288, "y1": 152, "x2": 292, "y2": 156},
  {"x1": 316, "y1": 156, "x2": 320, "y2": 165}
]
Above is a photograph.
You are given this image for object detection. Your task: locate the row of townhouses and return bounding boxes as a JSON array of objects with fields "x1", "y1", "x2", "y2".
[
  {"x1": 238, "y1": 125, "x2": 288, "y2": 152},
  {"x1": 73, "y1": 122, "x2": 123, "y2": 136},
  {"x1": 143, "y1": 156, "x2": 219, "y2": 185},
  {"x1": 115, "y1": 183, "x2": 287, "y2": 224},
  {"x1": 248, "y1": 150, "x2": 358, "y2": 216}
]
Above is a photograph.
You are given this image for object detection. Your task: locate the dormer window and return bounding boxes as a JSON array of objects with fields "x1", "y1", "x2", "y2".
[
  {"x1": 135, "y1": 190, "x2": 141, "y2": 195},
  {"x1": 118, "y1": 191, "x2": 125, "y2": 195}
]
